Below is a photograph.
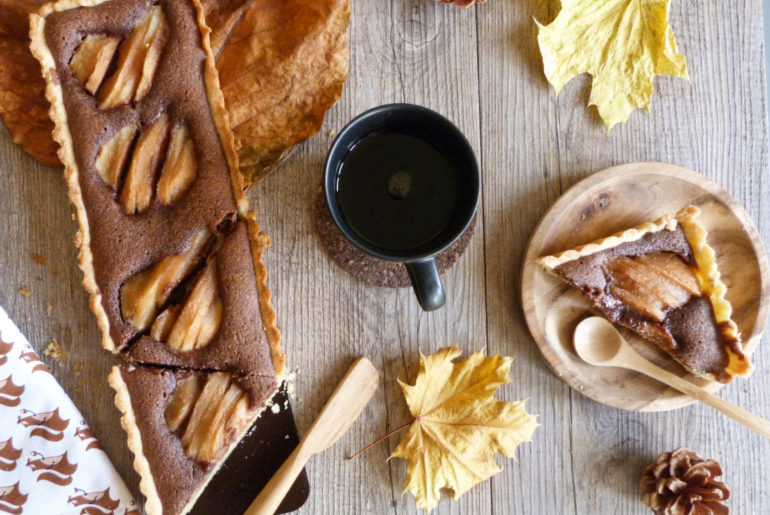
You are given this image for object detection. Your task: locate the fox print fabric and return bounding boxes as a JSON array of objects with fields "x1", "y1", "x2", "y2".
[{"x1": 0, "y1": 306, "x2": 137, "y2": 514}]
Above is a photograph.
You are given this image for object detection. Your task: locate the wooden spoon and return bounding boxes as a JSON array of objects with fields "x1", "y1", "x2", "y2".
[
  {"x1": 573, "y1": 316, "x2": 770, "y2": 440},
  {"x1": 244, "y1": 356, "x2": 379, "y2": 515}
]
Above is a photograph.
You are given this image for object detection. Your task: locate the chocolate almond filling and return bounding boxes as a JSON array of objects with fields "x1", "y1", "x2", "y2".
[{"x1": 665, "y1": 296, "x2": 730, "y2": 380}]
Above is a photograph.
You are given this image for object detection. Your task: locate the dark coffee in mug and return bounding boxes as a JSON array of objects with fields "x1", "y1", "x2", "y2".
[
  {"x1": 324, "y1": 104, "x2": 479, "y2": 311},
  {"x1": 335, "y1": 131, "x2": 460, "y2": 252}
]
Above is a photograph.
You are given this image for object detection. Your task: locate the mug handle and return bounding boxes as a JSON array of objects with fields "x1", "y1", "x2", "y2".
[{"x1": 405, "y1": 258, "x2": 446, "y2": 311}]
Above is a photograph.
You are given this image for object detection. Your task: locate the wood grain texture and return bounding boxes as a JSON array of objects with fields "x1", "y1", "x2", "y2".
[
  {"x1": 0, "y1": 1, "x2": 768, "y2": 514},
  {"x1": 521, "y1": 163, "x2": 770, "y2": 412}
]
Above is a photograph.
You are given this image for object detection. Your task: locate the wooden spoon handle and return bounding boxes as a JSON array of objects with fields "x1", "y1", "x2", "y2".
[
  {"x1": 244, "y1": 444, "x2": 310, "y2": 515},
  {"x1": 632, "y1": 358, "x2": 770, "y2": 440}
]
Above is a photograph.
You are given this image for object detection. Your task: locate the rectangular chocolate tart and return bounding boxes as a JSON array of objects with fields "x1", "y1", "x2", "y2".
[{"x1": 30, "y1": 0, "x2": 289, "y2": 513}]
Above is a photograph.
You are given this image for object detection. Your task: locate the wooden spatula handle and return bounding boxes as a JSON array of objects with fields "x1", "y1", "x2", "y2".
[
  {"x1": 244, "y1": 357, "x2": 379, "y2": 515},
  {"x1": 244, "y1": 444, "x2": 310, "y2": 515}
]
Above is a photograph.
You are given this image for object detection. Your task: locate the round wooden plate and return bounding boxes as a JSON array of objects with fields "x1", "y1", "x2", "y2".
[{"x1": 521, "y1": 162, "x2": 770, "y2": 411}]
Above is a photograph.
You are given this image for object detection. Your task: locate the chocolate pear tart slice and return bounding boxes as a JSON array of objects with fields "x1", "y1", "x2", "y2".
[
  {"x1": 538, "y1": 206, "x2": 752, "y2": 383},
  {"x1": 109, "y1": 365, "x2": 277, "y2": 515}
]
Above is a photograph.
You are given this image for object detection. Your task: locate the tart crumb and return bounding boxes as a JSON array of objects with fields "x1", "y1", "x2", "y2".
[
  {"x1": 31, "y1": 253, "x2": 47, "y2": 264},
  {"x1": 18, "y1": 287, "x2": 31, "y2": 297},
  {"x1": 43, "y1": 337, "x2": 66, "y2": 361}
]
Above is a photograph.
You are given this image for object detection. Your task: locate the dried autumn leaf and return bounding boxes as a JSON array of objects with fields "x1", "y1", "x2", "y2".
[
  {"x1": 198, "y1": 0, "x2": 252, "y2": 56},
  {"x1": 216, "y1": 0, "x2": 350, "y2": 183},
  {"x1": 537, "y1": 0, "x2": 689, "y2": 130},
  {"x1": 390, "y1": 345, "x2": 538, "y2": 512},
  {"x1": 0, "y1": 0, "x2": 58, "y2": 165},
  {"x1": 1, "y1": 0, "x2": 350, "y2": 185}
]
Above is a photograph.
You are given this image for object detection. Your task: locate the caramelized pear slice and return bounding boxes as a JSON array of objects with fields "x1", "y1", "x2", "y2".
[
  {"x1": 150, "y1": 305, "x2": 179, "y2": 341},
  {"x1": 181, "y1": 372, "x2": 230, "y2": 461},
  {"x1": 70, "y1": 34, "x2": 120, "y2": 94},
  {"x1": 165, "y1": 259, "x2": 222, "y2": 351},
  {"x1": 636, "y1": 253, "x2": 701, "y2": 295},
  {"x1": 156, "y1": 124, "x2": 197, "y2": 205},
  {"x1": 98, "y1": 5, "x2": 168, "y2": 109},
  {"x1": 196, "y1": 383, "x2": 246, "y2": 463},
  {"x1": 120, "y1": 229, "x2": 210, "y2": 331},
  {"x1": 134, "y1": 8, "x2": 168, "y2": 102},
  {"x1": 164, "y1": 371, "x2": 253, "y2": 463},
  {"x1": 221, "y1": 394, "x2": 250, "y2": 445},
  {"x1": 605, "y1": 252, "x2": 701, "y2": 322},
  {"x1": 120, "y1": 114, "x2": 169, "y2": 214},
  {"x1": 95, "y1": 124, "x2": 136, "y2": 188},
  {"x1": 164, "y1": 374, "x2": 202, "y2": 433}
]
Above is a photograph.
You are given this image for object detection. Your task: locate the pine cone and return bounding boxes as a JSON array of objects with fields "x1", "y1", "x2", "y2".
[
  {"x1": 640, "y1": 447, "x2": 730, "y2": 515},
  {"x1": 436, "y1": 0, "x2": 486, "y2": 7}
]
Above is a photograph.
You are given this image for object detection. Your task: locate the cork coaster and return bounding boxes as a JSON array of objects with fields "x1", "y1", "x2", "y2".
[{"x1": 313, "y1": 189, "x2": 476, "y2": 288}]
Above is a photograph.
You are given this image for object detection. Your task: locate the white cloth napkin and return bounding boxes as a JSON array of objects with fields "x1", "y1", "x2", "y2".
[{"x1": 0, "y1": 306, "x2": 137, "y2": 515}]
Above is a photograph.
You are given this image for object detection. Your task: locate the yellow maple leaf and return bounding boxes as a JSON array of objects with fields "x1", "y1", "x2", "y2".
[
  {"x1": 537, "y1": 0, "x2": 689, "y2": 130},
  {"x1": 389, "y1": 345, "x2": 538, "y2": 512}
]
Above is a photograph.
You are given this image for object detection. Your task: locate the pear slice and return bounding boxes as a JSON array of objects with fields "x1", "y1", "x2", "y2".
[
  {"x1": 150, "y1": 305, "x2": 179, "y2": 341},
  {"x1": 180, "y1": 372, "x2": 230, "y2": 461},
  {"x1": 196, "y1": 383, "x2": 247, "y2": 463},
  {"x1": 636, "y1": 253, "x2": 701, "y2": 295},
  {"x1": 165, "y1": 259, "x2": 222, "y2": 351},
  {"x1": 98, "y1": 5, "x2": 168, "y2": 109},
  {"x1": 70, "y1": 34, "x2": 120, "y2": 95},
  {"x1": 156, "y1": 124, "x2": 197, "y2": 205},
  {"x1": 120, "y1": 229, "x2": 210, "y2": 331},
  {"x1": 134, "y1": 7, "x2": 168, "y2": 102},
  {"x1": 149, "y1": 264, "x2": 222, "y2": 351},
  {"x1": 95, "y1": 124, "x2": 137, "y2": 188},
  {"x1": 120, "y1": 114, "x2": 169, "y2": 214},
  {"x1": 164, "y1": 374, "x2": 202, "y2": 433},
  {"x1": 221, "y1": 394, "x2": 250, "y2": 446},
  {"x1": 605, "y1": 253, "x2": 700, "y2": 323}
]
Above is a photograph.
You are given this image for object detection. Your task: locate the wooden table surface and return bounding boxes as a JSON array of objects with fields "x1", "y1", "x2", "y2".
[{"x1": 1, "y1": 1, "x2": 769, "y2": 513}]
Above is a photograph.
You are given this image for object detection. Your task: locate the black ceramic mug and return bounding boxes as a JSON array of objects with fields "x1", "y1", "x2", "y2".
[{"x1": 324, "y1": 104, "x2": 480, "y2": 311}]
